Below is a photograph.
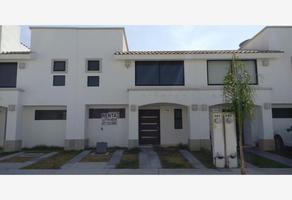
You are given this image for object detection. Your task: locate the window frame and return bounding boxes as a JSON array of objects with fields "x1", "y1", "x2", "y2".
[
  {"x1": 174, "y1": 108, "x2": 183, "y2": 129},
  {"x1": 86, "y1": 58, "x2": 102, "y2": 73},
  {"x1": 135, "y1": 61, "x2": 185, "y2": 86},
  {"x1": 53, "y1": 75, "x2": 66, "y2": 86},
  {"x1": 207, "y1": 59, "x2": 258, "y2": 85},
  {"x1": 35, "y1": 110, "x2": 67, "y2": 120},
  {"x1": 87, "y1": 76, "x2": 100, "y2": 87},
  {"x1": 51, "y1": 59, "x2": 68, "y2": 73},
  {"x1": 0, "y1": 62, "x2": 18, "y2": 88},
  {"x1": 272, "y1": 108, "x2": 292, "y2": 118}
]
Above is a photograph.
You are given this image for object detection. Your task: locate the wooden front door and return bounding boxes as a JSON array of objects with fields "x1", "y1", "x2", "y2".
[{"x1": 139, "y1": 110, "x2": 160, "y2": 145}]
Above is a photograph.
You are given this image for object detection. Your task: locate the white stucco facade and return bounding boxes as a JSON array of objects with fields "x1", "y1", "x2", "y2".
[{"x1": 0, "y1": 26, "x2": 291, "y2": 151}]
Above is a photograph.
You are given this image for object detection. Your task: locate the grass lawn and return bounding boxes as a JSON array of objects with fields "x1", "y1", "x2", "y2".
[
  {"x1": 0, "y1": 156, "x2": 32, "y2": 163},
  {"x1": 155, "y1": 147, "x2": 192, "y2": 168},
  {"x1": 80, "y1": 152, "x2": 112, "y2": 162},
  {"x1": 116, "y1": 148, "x2": 139, "y2": 169},
  {"x1": 22, "y1": 145, "x2": 63, "y2": 153},
  {"x1": 191, "y1": 150, "x2": 216, "y2": 168},
  {"x1": 0, "y1": 151, "x2": 18, "y2": 158},
  {"x1": 245, "y1": 152, "x2": 290, "y2": 168},
  {"x1": 23, "y1": 151, "x2": 80, "y2": 169},
  {"x1": 269, "y1": 147, "x2": 292, "y2": 160}
]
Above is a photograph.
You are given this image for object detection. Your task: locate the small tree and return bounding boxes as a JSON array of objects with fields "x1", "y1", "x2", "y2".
[{"x1": 223, "y1": 54, "x2": 255, "y2": 174}]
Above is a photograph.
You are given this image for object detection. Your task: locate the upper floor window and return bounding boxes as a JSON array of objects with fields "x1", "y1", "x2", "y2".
[
  {"x1": 52, "y1": 60, "x2": 67, "y2": 72},
  {"x1": 87, "y1": 60, "x2": 101, "y2": 72},
  {"x1": 0, "y1": 62, "x2": 17, "y2": 88},
  {"x1": 207, "y1": 60, "x2": 258, "y2": 85},
  {"x1": 135, "y1": 61, "x2": 184, "y2": 86}
]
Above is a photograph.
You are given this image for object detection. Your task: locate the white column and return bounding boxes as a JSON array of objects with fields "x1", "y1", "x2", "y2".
[
  {"x1": 65, "y1": 104, "x2": 86, "y2": 150},
  {"x1": 4, "y1": 105, "x2": 22, "y2": 151},
  {"x1": 259, "y1": 104, "x2": 275, "y2": 150},
  {"x1": 128, "y1": 105, "x2": 138, "y2": 148},
  {"x1": 188, "y1": 105, "x2": 211, "y2": 151}
]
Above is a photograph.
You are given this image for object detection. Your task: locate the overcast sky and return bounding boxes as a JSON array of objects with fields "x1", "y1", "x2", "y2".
[{"x1": 21, "y1": 26, "x2": 264, "y2": 50}]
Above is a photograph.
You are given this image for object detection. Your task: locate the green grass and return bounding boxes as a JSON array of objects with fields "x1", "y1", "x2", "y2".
[
  {"x1": 191, "y1": 149, "x2": 216, "y2": 168},
  {"x1": 0, "y1": 156, "x2": 32, "y2": 163},
  {"x1": 245, "y1": 152, "x2": 290, "y2": 168},
  {"x1": 269, "y1": 148, "x2": 292, "y2": 160},
  {"x1": 23, "y1": 151, "x2": 80, "y2": 169},
  {"x1": 115, "y1": 148, "x2": 139, "y2": 169},
  {"x1": 81, "y1": 152, "x2": 112, "y2": 162},
  {"x1": 155, "y1": 147, "x2": 192, "y2": 168},
  {"x1": 0, "y1": 151, "x2": 18, "y2": 158},
  {"x1": 22, "y1": 145, "x2": 63, "y2": 153}
]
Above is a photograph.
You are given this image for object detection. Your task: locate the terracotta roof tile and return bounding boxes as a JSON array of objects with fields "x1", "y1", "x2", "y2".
[
  {"x1": 0, "y1": 51, "x2": 31, "y2": 55},
  {"x1": 114, "y1": 50, "x2": 283, "y2": 55}
]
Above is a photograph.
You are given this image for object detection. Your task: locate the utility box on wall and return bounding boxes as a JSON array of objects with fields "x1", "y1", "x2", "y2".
[
  {"x1": 223, "y1": 113, "x2": 238, "y2": 168},
  {"x1": 211, "y1": 112, "x2": 238, "y2": 168},
  {"x1": 211, "y1": 112, "x2": 226, "y2": 168}
]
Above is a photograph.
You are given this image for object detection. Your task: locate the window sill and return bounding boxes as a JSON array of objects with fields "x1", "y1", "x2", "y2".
[
  {"x1": 128, "y1": 86, "x2": 272, "y2": 91},
  {"x1": 0, "y1": 88, "x2": 24, "y2": 92}
]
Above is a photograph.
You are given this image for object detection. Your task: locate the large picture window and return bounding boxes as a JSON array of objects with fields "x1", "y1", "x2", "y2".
[
  {"x1": 135, "y1": 61, "x2": 184, "y2": 86},
  {"x1": 207, "y1": 60, "x2": 258, "y2": 85},
  {"x1": 0, "y1": 62, "x2": 17, "y2": 88}
]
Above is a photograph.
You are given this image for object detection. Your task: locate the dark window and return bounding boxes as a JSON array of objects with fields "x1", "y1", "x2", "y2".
[
  {"x1": 53, "y1": 60, "x2": 66, "y2": 72},
  {"x1": 53, "y1": 75, "x2": 65, "y2": 86},
  {"x1": 159, "y1": 61, "x2": 185, "y2": 85},
  {"x1": 0, "y1": 62, "x2": 17, "y2": 88},
  {"x1": 35, "y1": 110, "x2": 66, "y2": 120},
  {"x1": 89, "y1": 108, "x2": 126, "y2": 119},
  {"x1": 207, "y1": 60, "x2": 258, "y2": 85},
  {"x1": 87, "y1": 76, "x2": 99, "y2": 87},
  {"x1": 174, "y1": 109, "x2": 183, "y2": 129},
  {"x1": 87, "y1": 60, "x2": 100, "y2": 71},
  {"x1": 135, "y1": 61, "x2": 184, "y2": 86},
  {"x1": 272, "y1": 108, "x2": 292, "y2": 118}
]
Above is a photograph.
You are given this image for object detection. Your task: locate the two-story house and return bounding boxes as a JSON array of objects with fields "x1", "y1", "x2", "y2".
[{"x1": 0, "y1": 26, "x2": 290, "y2": 152}]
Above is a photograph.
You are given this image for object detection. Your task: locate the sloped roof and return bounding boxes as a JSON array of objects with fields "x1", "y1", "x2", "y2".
[{"x1": 239, "y1": 26, "x2": 292, "y2": 49}]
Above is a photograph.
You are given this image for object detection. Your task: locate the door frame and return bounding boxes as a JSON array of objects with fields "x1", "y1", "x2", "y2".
[
  {"x1": 138, "y1": 109, "x2": 161, "y2": 146},
  {"x1": 0, "y1": 107, "x2": 7, "y2": 148}
]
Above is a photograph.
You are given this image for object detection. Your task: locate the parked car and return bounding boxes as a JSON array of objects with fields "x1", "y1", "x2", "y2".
[{"x1": 274, "y1": 126, "x2": 292, "y2": 151}]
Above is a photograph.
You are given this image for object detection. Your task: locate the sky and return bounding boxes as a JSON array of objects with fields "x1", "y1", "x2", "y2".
[{"x1": 20, "y1": 26, "x2": 264, "y2": 50}]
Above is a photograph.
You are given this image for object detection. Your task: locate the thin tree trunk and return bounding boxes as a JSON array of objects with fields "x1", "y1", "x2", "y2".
[{"x1": 237, "y1": 110, "x2": 246, "y2": 174}]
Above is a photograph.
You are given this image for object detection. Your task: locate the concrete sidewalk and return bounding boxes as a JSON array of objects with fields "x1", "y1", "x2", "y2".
[
  {"x1": 0, "y1": 152, "x2": 58, "y2": 170},
  {"x1": 1, "y1": 167, "x2": 292, "y2": 175},
  {"x1": 139, "y1": 147, "x2": 161, "y2": 169}
]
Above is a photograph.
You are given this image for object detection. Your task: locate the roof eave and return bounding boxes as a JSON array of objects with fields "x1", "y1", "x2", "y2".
[
  {"x1": 0, "y1": 52, "x2": 33, "y2": 60},
  {"x1": 114, "y1": 52, "x2": 283, "y2": 60}
]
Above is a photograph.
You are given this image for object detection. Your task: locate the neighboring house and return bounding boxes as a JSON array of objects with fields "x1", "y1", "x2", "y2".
[{"x1": 0, "y1": 26, "x2": 291, "y2": 152}]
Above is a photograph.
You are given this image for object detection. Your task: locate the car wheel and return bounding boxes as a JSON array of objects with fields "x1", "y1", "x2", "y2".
[{"x1": 274, "y1": 135, "x2": 284, "y2": 152}]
